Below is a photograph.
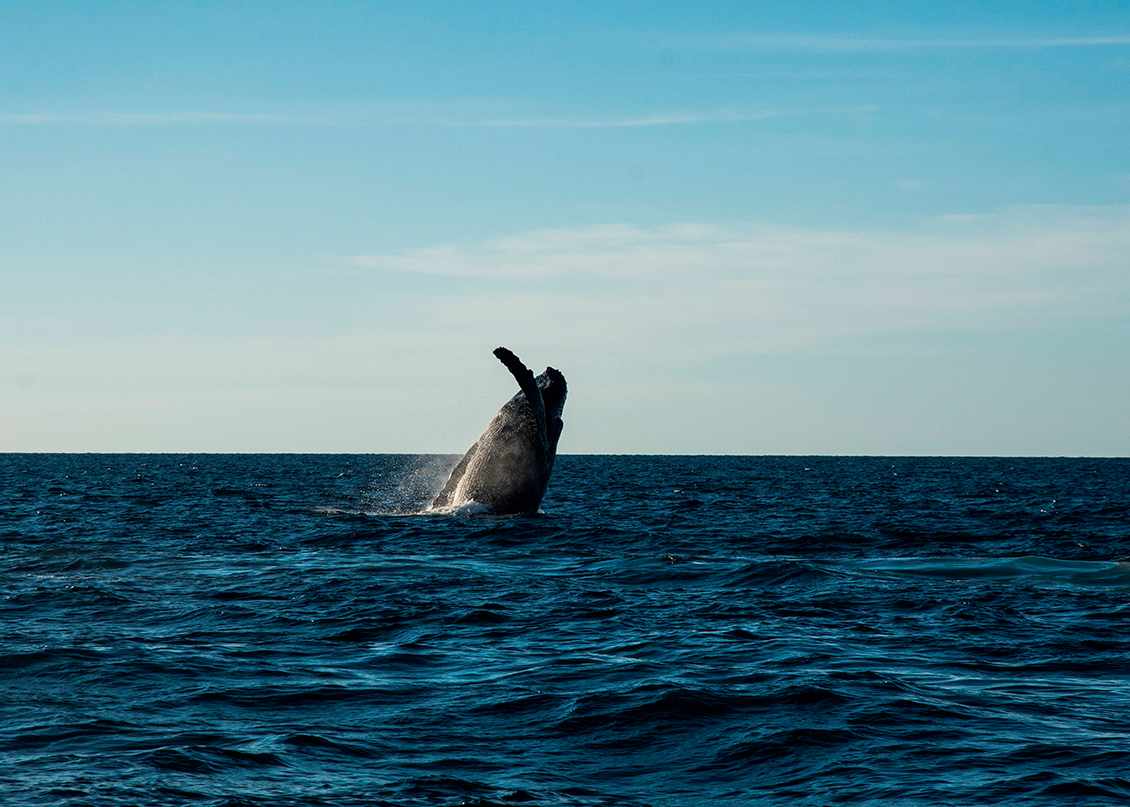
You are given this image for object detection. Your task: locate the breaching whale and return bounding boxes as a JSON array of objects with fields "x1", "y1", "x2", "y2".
[{"x1": 431, "y1": 347, "x2": 567, "y2": 514}]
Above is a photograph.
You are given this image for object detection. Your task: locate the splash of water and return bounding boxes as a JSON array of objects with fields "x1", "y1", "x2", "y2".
[{"x1": 357, "y1": 454, "x2": 459, "y2": 515}]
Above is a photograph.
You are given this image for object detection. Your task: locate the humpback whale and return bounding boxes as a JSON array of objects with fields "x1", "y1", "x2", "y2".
[{"x1": 431, "y1": 347, "x2": 567, "y2": 514}]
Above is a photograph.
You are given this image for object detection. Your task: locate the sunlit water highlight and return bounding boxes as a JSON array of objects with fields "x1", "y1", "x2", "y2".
[{"x1": 2, "y1": 454, "x2": 1128, "y2": 805}]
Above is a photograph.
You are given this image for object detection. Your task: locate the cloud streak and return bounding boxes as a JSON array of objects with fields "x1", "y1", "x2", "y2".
[
  {"x1": 0, "y1": 111, "x2": 309, "y2": 126},
  {"x1": 350, "y1": 207, "x2": 1130, "y2": 358},
  {"x1": 473, "y1": 106, "x2": 873, "y2": 128},
  {"x1": 663, "y1": 33, "x2": 1130, "y2": 53},
  {"x1": 0, "y1": 104, "x2": 873, "y2": 129}
]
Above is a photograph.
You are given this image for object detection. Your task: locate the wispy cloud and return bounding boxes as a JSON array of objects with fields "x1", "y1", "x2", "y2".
[
  {"x1": 0, "y1": 111, "x2": 311, "y2": 126},
  {"x1": 475, "y1": 111, "x2": 780, "y2": 128},
  {"x1": 349, "y1": 206, "x2": 1130, "y2": 357},
  {"x1": 0, "y1": 103, "x2": 873, "y2": 129},
  {"x1": 663, "y1": 33, "x2": 1130, "y2": 53},
  {"x1": 472, "y1": 106, "x2": 873, "y2": 128}
]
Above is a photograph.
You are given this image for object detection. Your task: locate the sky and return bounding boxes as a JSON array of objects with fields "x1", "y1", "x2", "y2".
[{"x1": 2, "y1": 1, "x2": 1128, "y2": 455}]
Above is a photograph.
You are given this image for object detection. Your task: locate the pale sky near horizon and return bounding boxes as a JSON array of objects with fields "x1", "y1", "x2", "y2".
[{"x1": 2, "y1": 1, "x2": 1128, "y2": 455}]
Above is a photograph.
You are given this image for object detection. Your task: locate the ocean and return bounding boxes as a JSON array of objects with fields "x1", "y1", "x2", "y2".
[{"x1": 2, "y1": 453, "x2": 1129, "y2": 806}]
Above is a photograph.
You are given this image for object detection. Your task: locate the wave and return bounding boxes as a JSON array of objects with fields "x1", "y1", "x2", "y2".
[{"x1": 836, "y1": 556, "x2": 1130, "y2": 587}]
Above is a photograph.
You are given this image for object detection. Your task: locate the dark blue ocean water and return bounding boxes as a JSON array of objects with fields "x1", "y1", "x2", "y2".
[{"x1": 3, "y1": 454, "x2": 1129, "y2": 806}]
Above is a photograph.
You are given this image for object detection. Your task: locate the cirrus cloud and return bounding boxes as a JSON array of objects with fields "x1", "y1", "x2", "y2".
[{"x1": 348, "y1": 206, "x2": 1130, "y2": 359}]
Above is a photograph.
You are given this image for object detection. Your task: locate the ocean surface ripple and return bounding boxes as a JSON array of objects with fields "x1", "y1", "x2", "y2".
[{"x1": 2, "y1": 454, "x2": 1129, "y2": 806}]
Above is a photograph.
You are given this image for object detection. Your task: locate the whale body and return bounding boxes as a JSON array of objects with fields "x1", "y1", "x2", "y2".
[{"x1": 431, "y1": 347, "x2": 567, "y2": 514}]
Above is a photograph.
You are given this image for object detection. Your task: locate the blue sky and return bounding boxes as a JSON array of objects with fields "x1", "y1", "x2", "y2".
[{"x1": 2, "y1": 1, "x2": 1128, "y2": 454}]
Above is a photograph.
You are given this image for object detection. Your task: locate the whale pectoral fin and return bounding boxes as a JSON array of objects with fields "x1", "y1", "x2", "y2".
[
  {"x1": 493, "y1": 348, "x2": 542, "y2": 409},
  {"x1": 549, "y1": 417, "x2": 563, "y2": 447},
  {"x1": 432, "y1": 440, "x2": 478, "y2": 508},
  {"x1": 493, "y1": 346, "x2": 548, "y2": 452}
]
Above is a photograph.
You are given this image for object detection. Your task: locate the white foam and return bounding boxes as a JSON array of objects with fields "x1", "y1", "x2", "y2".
[{"x1": 429, "y1": 500, "x2": 495, "y2": 516}]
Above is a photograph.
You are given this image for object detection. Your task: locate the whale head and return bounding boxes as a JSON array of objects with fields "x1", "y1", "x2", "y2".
[{"x1": 539, "y1": 367, "x2": 567, "y2": 427}]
